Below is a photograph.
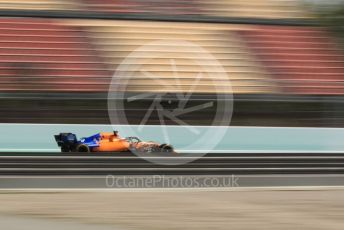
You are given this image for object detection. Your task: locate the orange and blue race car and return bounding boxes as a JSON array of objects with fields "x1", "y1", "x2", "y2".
[{"x1": 54, "y1": 131, "x2": 174, "y2": 154}]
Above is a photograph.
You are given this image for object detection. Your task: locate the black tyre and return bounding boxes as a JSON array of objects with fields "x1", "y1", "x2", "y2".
[
  {"x1": 159, "y1": 144, "x2": 167, "y2": 149},
  {"x1": 161, "y1": 144, "x2": 173, "y2": 153},
  {"x1": 76, "y1": 144, "x2": 90, "y2": 153}
]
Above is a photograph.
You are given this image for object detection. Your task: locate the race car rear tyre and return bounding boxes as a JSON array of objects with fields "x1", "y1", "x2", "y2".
[{"x1": 76, "y1": 144, "x2": 90, "y2": 153}]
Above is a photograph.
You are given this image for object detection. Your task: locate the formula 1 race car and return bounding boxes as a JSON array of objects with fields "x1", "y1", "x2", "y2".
[{"x1": 54, "y1": 131, "x2": 174, "y2": 154}]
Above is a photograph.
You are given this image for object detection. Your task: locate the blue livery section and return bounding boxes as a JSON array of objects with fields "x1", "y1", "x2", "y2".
[{"x1": 79, "y1": 133, "x2": 101, "y2": 148}]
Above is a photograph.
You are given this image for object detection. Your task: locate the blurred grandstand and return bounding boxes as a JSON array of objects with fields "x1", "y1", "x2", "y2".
[{"x1": 0, "y1": 0, "x2": 343, "y2": 126}]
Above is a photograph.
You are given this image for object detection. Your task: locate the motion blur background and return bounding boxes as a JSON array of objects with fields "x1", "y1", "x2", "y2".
[{"x1": 0, "y1": 0, "x2": 343, "y2": 127}]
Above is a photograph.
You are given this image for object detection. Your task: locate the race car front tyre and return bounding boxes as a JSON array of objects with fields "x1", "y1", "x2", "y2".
[{"x1": 161, "y1": 144, "x2": 174, "y2": 153}]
